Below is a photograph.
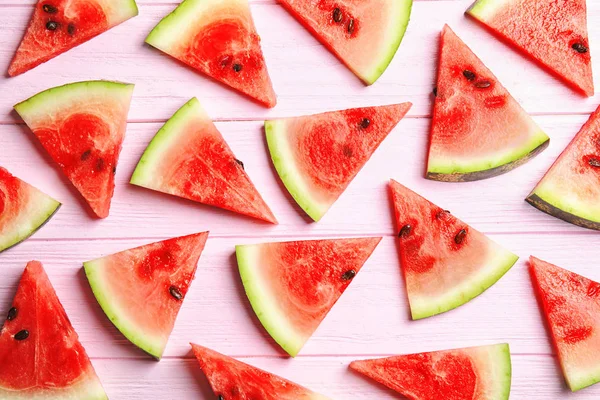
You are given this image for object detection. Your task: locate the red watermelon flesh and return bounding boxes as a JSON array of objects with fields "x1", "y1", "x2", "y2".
[
  {"x1": 389, "y1": 179, "x2": 518, "y2": 319},
  {"x1": 191, "y1": 343, "x2": 330, "y2": 399},
  {"x1": 9, "y1": 0, "x2": 138, "y2": 76},
  {"x1": 14, "y1": 81, "x2": 134, "y2": 219},
  {"x1": 0, "y1": 261, "x2": 107, "y2": 399},
  {"x1": 145, "y1": 0, "x2": 276, "y2": 107},
  {"x1": 467, "y1": 0, "x2": 594, "y2": 96},
  {"x1": 84, "y1": 232, "x2": 209, "y2": 359},
  {"x1": 349, "y1": 344, "x2": 512, "y2": 400},
  {"x1": 427, "y1": 25, "x2": 549, "y2": 182},
  {"x1": 529, "y1": 256, "x2": 600, "y2": 391}
]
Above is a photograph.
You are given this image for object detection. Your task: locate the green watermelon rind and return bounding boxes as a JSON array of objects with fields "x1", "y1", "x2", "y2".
[
  {"x1": 466, "y1": 0, "x2": 509, "y2": 20},
  {"x1": 236, "y1": 244, "x2": 306, "y2": 357},
  {"x1": 0, "y1": 377, "x2": 109, "y2": 400},
  {"x1": 265, "y1": 120, "x2": 329, "y2": 222},
  {"x1": 565, "y1": 358, "x2": 600, "y2": 392},
  {"x1": 487, "y1": 343, "x2": 513, "y2": 399},
  {"x1": 83, "y1": 259, "x2": 167, "y2": 360},
  {"x1": 409, "y1": 249, "x2": 519, "y2": 320}
]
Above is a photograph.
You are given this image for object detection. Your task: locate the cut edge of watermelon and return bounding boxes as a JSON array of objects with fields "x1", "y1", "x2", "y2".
[
  {"x1": 409, "y1": 248, "x2": 518, "y2": 320},
  {"x1": 0, "y1": 376, "x2": 109, "y2": 400},
  {"x1": 526, "y1": 189, "x2": 600, "y2": 231},
  {"x1": 265, "y1": 119, "x2": 329, "y2": 222}
]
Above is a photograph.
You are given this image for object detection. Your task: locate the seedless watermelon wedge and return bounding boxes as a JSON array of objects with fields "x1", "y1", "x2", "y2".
[
  {"x1": 278, "y1": 0, "x2": 412, "y2": 84},
  {"x1": 0, "y1": 167, "x2": 60, "y2": 253},
  {"x1": 191, "y1": 343, "x2": 330, "y2": 399},
  {"x1": 0, "y1": 261, "x2": 107, "y2": 399},
  {"x1": 145, "y1": 0, "x2": 276, "y2": 107},
  {"x1": 236, "y1": 237, "x2": 381, "y2": 356},
  {"x1": 530, "y1": 256, "x2": 600, "y2": 391},
  {"x1": 266, "y1": 103, "x2": 411, "y2": 221},
  {"x1": 9, "y1": 0, "x2": 138, "y2": 76},
  {"x1": 84, "y1": 232, "x2": 208, "y2": 359},
  {"x1": 527, "y1": 104, "x2": 600, "y2": 231},
  {"x1": 130, "y1": 98, "x2": 277, "y2": 224},
  {"x1": 467, "y1": 0, "x2": 594, "y2": 96},
  {"x1": 427, "y1": 25, "x2": 549, "y2": 182},
  {"x1": 390, "y1": 179, "x2": 518, "y2": 319},
  {"x1": 14, "y1": 80, "x2": 134, "y2": 219},
  {"x1": 350, "y1": 344, "x2": 512, "y2": 400}
]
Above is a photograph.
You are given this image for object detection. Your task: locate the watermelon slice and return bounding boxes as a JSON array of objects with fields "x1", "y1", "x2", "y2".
[
  {"x1": 9, "y1": 0, "x2": 138, "y2": 76},
  {"x1": 130, "y1": 98, "x2": 276, "y2": 224},
  {"x1": 14, "y1": 81, "x2": 134, "y2": 219},
  {"x1": 84, "y1": 232, "x2": 208, "y2": 359},
  {"x1": 0, "y1": 167, "x2": 61, "y2": 253},
  {"x1": 145, "y1": 0, "x2": 276, "y2": 107},
  {"x1": 191, "y1": 343, "x2": 330, "y2": 399},
  {"x1": 277, "y1": 0, "x2": 413, "y2": 84},
  {"x1": 0, "y1": 261, "x2": 107, "y2": 399},
  {"x1": 526, "y1": 104, "x2": 600, "y2": 231},
  {"x1": 266, "y1": 103, "x2": 411, "y2": 221},
  {"x1": 467, "y1": 0, "x2": 594, "y2": 97},
  {"x1": 427, "y1": 25, "x2": 549, "y2": 182},
  {"x1": 350, "y1": 343, "x2": 512, "y2": 400},
  {"x1": 236, "y1": 237, "x2": 381, "y2": 356},
  {"x1": 389, "y1": 179, "x2": 518, "y2": 319},
  {"x1": 530, "y1": 256, "x2": 600, "y2": 391}
]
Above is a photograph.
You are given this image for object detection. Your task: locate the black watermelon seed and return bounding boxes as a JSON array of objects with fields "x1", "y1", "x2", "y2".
[
  {"x1": 169, "y1": 286, "x2": 183, "y2": 300},
  {"x1": 341, "y1": 270, "x2": 356, "y2": 281},
  {"x1": 454, "y1": 229, "x2": 467, "y2": 244},
  {"x1": 436, "y1": 210, "x2": 450, "y2": 219},
  {"x1": 95, "y1": 158, "x2": 105, "y2": 171},
  {"x1": 46, "y1": 21, "x2": 59, "y2": 31},
  {"x1": 6, "y1": 307, "x2": 17, "y2": 321},
  {"x1": 232, "y1": 63, "x2": 242, "y2": 72},
  {"x1": 67, "y1": 23, "x2": 76, "y2": 36},
  {"x1": 347, "y1": 18, "x2": 355, "y2": 34},
  {"x1": 463, "y1": 70, "x2": 476, "y2": 81},
  {"x1": 432, "y1": 87, "x2": 438, "y2": 97},
  {"x1": 14, "y1": 330, "x2": 29, "y2": 341},
  {"x1": 572, "y1": 43, "x2": 588, "y2": 53},
  {"x1": 218, "y1": 395, "x2": 225, "y2": 400},
  {"x1": 81, "y1": 150, "x2": 91, "y2": 161},
  {"x1": 589, "y1": 158, "x2": 600, "y2": 167},
  {"x1": 398, "y1": 224, "x2": 412, "y2": 238},
  {"x1": 360, "y1": 118, "x2": 371, "y2": 129},
  {"x1": 42, "y1": 4, "x2": 58, "y2": 13},
  {"x1": 235, "y1": 159, "x2": 245, "y2": 169},
  {"x1": 112, "y1": 166, "x2": 117, "y2": 175},
  {"x1": 474, "y1": 80, "x2": 492, "y2": 89},
  {"x1": 333, "y1": 8, "x2": 342, "y2": 23}
]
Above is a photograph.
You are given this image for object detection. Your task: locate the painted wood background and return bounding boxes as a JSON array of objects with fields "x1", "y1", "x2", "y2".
[{"x1": 2, "y1": 0, "x2": 600, "y2": 398}]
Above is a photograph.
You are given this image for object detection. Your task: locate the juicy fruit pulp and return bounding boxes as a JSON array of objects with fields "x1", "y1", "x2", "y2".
[
  {"x1": 278, "y1": 0, "x2": 413, "y2": 84},
  {"x1": 427, "y1": 25, "x2": 549, "y2": 181},
  {"x1": 236, "y1": 237, "x2": 381, "y2": 356},
  {"x1": 84, "y1": 232, "x2": 208, "y2": 359},
  {"x1": 14, "y1": 81, "x2": 134, "y2": 219},
  {"x1": 191, "y1": 344, "x2": 330, "y2": 399},
  {"x1": 527, "y1": 104, "x2": 600, "y2": 230},
  {"x1": 0, "y1": 261, "x2": 107, "y2": 399},
  {"x1": 266, "y1": 103, "x2": 411, "y2": 221},
  {"x1": 9, "y1": 0, "x2": 138, "y2": 76},
  {"x1": 145, "y1": 0, "x2": 276, "y2": 107},
  {"x1": 0, "y1": 167, "x2": 61, "y2": 253},
  {"x1": 350, "y1": 344, "x2": 512, "y2": 400},
  {"x1": 467, "y1": 0, "x2": 594, "y2": 96},
  {"x1": 390, "y1": 179, "x2": 518, "y2": 319},
  {"x1": 529, "y1": 256, "x2": 600, "y2": 391},
  {"x1": 130, "y1": 98, "x2": 277, "y2": 224}
]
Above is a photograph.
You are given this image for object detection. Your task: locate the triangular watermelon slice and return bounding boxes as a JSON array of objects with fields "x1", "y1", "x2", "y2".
[
  {"x1": 236, "y1": 237, "x2": 381, "y2": 356},
  {"x1": 277, "y1": 0, "x2": 412, "y2": 84},
  {"x1": 130, "y1": 98, "x2": 277, "y2": 224},
  {"x1": 266, "y1": 103, "x2": 411, "y2": 221},
  {"x1": 145, "y1": 0, "x2": 276, "y2": 107},
  {"x1": 467, "y1": 0, "x2": 594, "y2": 97},
  {"x1": 427, "y1": 25, "x2": 549, "y2": 182},
  {"x1": 530, "y1": 256, "x2": 600, "y2": 391},
  {"x1": 14, "y1": 80, "x2": 134, "y2": 219},
  {"x1": 191, "y1": 343, "x2": 330, "y2": 399},
  {"x1": 0, "y1": 167, "x2": 61, "y2": 253},
  {"x1": 350, "y1": 344, "x2": 512, "y2": 400},
  {"x1": 84, "y1": 232, "x2": 208, "y2": 359},
  {"x1": 389, "y1": 179, "x2": 518, "y2": 319},
  {"x1": 9, "y1": 0, "x2": 138, "y2": 76},
  {"x1": 0, "y1": 261, "x2": 107, "y2": 399},
  {"x1": 526, "y1": 104, "x2": 600, "y2": 231}
]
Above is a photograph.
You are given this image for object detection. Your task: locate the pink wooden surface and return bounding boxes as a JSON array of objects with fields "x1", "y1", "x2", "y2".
[{"x1": 1, "y1": 0, "x2": 600, "y2": 398}]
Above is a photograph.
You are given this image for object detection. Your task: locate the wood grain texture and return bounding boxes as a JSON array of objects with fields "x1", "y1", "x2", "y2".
[{"x1": 1, "y1": 0, "x2": 600, "y2": 398}]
